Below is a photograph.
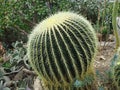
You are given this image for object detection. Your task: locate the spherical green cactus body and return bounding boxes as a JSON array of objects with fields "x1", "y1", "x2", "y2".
[{"x1": 27, "y1": 12, "x2": 97, "y2": 89}]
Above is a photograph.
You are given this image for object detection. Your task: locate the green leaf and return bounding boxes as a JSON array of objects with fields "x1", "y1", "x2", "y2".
[
  {"x1": 2, "y1": 61, "x2": 12, "y2": 69},
  {"x1": 0, "y1": 83, "x2": 10, "y2": 90},
  {"x1": 0, "y1": 70, "x2": 4, "y2": 78},
  {"x1": 98, "y1": 86, "x2": 105, "y2": 90},
  {"x1": 3, "y1": 87, "x2": 10, "y2": 90}
]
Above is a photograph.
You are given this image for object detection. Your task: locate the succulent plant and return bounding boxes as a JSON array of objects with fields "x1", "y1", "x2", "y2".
[
  {"x1": 114, "y1": 63, "x2": 120, "y2": 89},
  {"x1": 27, "y1": 12, "x2": 97, "y2": 89},
  {"x1": 112, "y1": 47, "x2": 120, "y2": 89}
]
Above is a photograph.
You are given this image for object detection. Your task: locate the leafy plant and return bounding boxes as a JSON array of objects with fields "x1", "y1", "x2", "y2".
[
  {"x1": 72, "y1": 0, "x2": 99, "y2": 23},
  {"x1": 0, "y1": 83, "x2": 10, "y2": 90},
  {"x1": 2, "y1": 41, "x2": 29, "y2": 70},
  {"x1": 0, "y1": 0, "x2": 74, "y2": 44},
  {"x1": 0, "y1": 41, "x2": 34, "y2": 90},
  {"x1": 95, "y1": 0, "x2": 113, "y2": 35}
]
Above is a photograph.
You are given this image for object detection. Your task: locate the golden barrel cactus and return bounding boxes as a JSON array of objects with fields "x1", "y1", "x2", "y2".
[{"x1": 27, "y1": 12, "x2": 97, "y2": 89}]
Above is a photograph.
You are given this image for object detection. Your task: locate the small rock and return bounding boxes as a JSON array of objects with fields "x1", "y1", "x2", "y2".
[
  {"x1": 34, "y1": 77, "x2": 46, "y2": 90},
  {"x1": 108, "y1": 34, "x2": 115, "y2": 42},
  {"x1": 99, "y1": 56, "x2": 106, "y2": 60},
  {"x1": 97, "y1": 33, "x2": 102, "y2": 41}
]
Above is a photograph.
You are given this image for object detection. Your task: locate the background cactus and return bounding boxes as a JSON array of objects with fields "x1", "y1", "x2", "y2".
[
  {"x1": 112, "y1": 47, "x2": 120, "y2": 90},
  {"x1": 113, "y1": 63, "x2": 120, "y2": 89},
  {"x1": 27, "y1": 12, "x2": 97, "y2": 89}
]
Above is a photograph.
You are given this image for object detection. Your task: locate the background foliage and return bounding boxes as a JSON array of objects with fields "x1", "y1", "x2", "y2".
[
  {"x1": 1, "y1": 0, "x2": 120, "y2": 47},
  {"x1": 0, "y1": 0, "x2": 74, "y2": 47}
]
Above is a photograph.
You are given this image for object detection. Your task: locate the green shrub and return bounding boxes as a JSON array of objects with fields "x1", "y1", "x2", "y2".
[
  {"x1": 2, "y1": 41, "x2": 29, "y2": 70},
  {"x1": 0, "y1": 41, "x2": 33, "y2": 90},
  {"x1": 0, "y1": 0, "x2": 74, "y2": 44}
]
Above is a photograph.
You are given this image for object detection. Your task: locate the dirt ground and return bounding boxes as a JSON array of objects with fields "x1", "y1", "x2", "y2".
[
  {"x1": 95, "y1": 41, "x2": 115, "y2": 73},
  {"x1": 94, "y1": 41, "x2": 116, "y2": 89}
]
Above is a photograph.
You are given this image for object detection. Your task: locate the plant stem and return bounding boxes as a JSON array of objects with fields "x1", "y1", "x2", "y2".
[{"x1": 112, "y1": 0, "x2": 120, "y2": 50}]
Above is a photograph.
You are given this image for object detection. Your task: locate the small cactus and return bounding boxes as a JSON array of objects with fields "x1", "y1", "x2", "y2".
[
  {"x1": 27, "y1": 12, "x2": 97, "y2": 89},
  {"x1": 114, "y1": 63, "x2": 120, "y2": 89},
  {"x1": 112, "y1": 47, "x2": 120, "y2": 89}
]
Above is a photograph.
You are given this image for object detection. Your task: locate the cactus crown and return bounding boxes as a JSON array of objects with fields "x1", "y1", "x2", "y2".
[{"x1": 27, "y1": 12, "x2": 97, "y2": 89}]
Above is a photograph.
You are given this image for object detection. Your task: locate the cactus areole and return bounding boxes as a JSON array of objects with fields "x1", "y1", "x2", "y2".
[{"x1": 27, "y1": 12, "x2": 97, "y2": 88}]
